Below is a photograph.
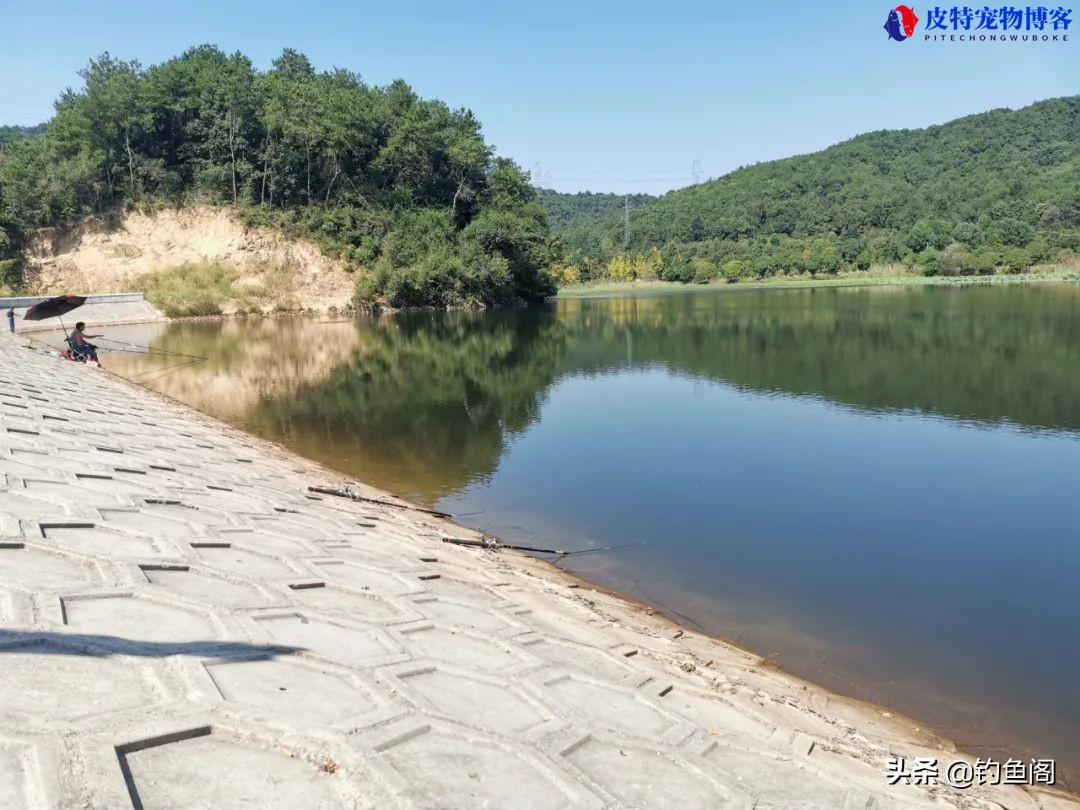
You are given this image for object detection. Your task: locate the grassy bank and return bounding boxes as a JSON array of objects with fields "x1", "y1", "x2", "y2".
[
  {"x1": 134, "y1": 260, "x2": 331, "y2": 318},
  {"x1": 135, "y1": 262, "x2": 240, "y2": 318}
]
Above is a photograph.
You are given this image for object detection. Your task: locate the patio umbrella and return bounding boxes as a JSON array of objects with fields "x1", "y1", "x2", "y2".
[
  {"x1": 23, "y1": 294, "x2": 87, "y2": 345},
  {"x1": 23, "y1": 294, "x2": 87, "y2": 322}
]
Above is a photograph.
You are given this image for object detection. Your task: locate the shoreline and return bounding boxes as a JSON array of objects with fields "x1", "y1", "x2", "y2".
[
  {"x1": 556, "y1": 267, "x2": 1077, "y2": 298},
  {"x1": 10, "y1": 262, "x2": 1077, "y2": 334}
]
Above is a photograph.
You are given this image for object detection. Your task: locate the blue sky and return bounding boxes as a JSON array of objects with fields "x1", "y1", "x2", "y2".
[{"x1": 1, "y1": 0, "x2": 1075, "y2": 194}]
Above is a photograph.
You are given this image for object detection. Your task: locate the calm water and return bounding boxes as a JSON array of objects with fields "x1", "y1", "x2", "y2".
[{"x1": 99, "y1": 284, "x2": 1080, "y2": 781}]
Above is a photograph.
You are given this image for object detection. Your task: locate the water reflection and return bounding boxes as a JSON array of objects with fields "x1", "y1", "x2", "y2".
[
  {"x1": 554, "y1": 284, "x2": 1080, "y2": 430},
  {"x1": 101, "y1": 318, "x2": 363, "y2": 419},
  {"x1": 250, "y1": 309, "x2": 567, "y2": 498},
  {"x1": 102, "y1": 283, "x2": 1080, "y2": 780},
  {"x1": 109, "y1": 284, "x2": 1080, "y2": 501}
]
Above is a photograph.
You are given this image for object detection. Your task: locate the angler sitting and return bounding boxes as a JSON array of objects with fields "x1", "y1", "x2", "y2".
[{"x1": 68, "y1": 321, "x2": 102, "y2": 364}]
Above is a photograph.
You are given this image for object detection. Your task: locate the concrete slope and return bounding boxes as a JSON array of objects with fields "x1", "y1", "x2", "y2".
[{"x1": 0, "y1": 332, "x2": 1074, "y2": 809}]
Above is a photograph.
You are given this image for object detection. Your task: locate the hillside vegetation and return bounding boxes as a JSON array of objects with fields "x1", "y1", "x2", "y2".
[
  {"x1": 0, "y1": 46, "x2": 557, "y2": 307},
  {"x1": 536, "y1": 188, "x2": 656, "y2": 232},
  {"x1": 542, "y1": 97, "x2": 1080, "y2": 284}
]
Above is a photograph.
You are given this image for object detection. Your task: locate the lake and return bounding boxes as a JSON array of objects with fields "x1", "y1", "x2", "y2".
[{"x1": 95, "y1": 283, "x2": 1080, "y2": 780}]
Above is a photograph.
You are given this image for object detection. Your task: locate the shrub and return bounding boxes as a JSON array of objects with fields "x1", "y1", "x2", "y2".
[
  {"x1": 661, "y1": 260, "x2": 695, "y2": 283},
  {"x1": 605, "y1": 254, "x2": 637, "y2": 281},
  {"x1": 938, "y1": 244, "x2": 972, "y2": 276},
  {"x1": 809, "y1": 245, "x2": 842, "y2": 275},
  {"x1": 691, "y1": 258, "x2": 719, "y2": 283},
  {"x1": 968, "y1": 249, "x2": 999, "y2": 275},
  {"x1": 0, "y1": 256, "x2": 23, "y2": 290},
  {"x1": 917, "y1": 248, "x2": 940, "y2": 276},
  {"x1": 548, "y1": 262, "x2": 581, "y2": 286},
  {"x1": 722, "y1": 259, "x2": 748, "y2": 282},
  {"x1": 1003, "y1": 248, "x2": 1031, "y2": 274}
]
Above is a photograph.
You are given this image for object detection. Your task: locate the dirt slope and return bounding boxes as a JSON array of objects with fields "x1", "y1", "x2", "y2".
[{"x1": 25, "y1": 206, "x2": 357, "y2": 312}]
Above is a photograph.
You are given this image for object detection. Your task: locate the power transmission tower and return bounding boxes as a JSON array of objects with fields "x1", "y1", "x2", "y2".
[
  {"x1": 691, "y1": 159, "x2": 703, "y2": 185},
  {"x1": 531, "y1": 162, "x2": 554, "y2": 188}
]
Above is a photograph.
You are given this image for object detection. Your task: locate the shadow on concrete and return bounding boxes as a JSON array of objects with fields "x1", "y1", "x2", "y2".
[{"x1": 0, "y1": 629, "x2": 302, "y2": 658}]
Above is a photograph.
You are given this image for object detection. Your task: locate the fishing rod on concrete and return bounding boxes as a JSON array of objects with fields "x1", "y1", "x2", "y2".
[
  {"x1": 309, "y1": 484, "x2": 452, "y2": 519},
  {"x1": 442, "y1": 534, "x2": 643, "y2": 564},
  {"x1": 314, "y1": 483, "x2": 640, "y2": 562}
]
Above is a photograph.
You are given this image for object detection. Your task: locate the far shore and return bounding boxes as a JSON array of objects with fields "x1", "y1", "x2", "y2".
[
  {"x1": 556, "y1": 263, "x2": 1079, "y2": 298},
  {"x1": 8, "y1": 261, "x2": 1077, "y2": 333}
]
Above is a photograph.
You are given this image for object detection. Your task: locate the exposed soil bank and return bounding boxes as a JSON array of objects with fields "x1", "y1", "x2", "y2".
[{"x1": 24, "y1": 205, "x2": 357, "y2": 314}]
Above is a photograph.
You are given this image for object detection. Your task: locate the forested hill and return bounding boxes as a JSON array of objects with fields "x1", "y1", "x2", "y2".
[
  {"x1": 0, "y1": 47, "x2": 556, "y2": 307},
  {"x1": 543, "y1": 97, "x2": 1080, "y2": 283},
  {"x1": 536, "y1": 188, "x2": 656, "y2": 230}
]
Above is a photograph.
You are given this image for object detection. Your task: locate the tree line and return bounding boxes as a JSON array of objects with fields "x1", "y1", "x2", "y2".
[
  {"x1": 541, "y1": 97, "x2": 1080, "y2": 283},
  {"x1": 0, "y1": 46, "x2": 558, "y2": 307}
]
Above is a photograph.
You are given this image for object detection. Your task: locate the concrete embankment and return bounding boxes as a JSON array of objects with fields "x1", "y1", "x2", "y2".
[
  {"x1": 0, "y1": 330, "x2": 1075, "y2": 808},
  {"x1": 2, "y1": 292, "x2": 163, "y2": 332}
]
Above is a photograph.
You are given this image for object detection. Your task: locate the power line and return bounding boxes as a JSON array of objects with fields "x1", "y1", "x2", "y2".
[
  {"x1": 543, "y1": 177, "x2": 692, "y2": 186},
  {"x1": 0, "y1": 99, "x2": 55, "y2": 109},
  {"x1": 552, "y1": 168, "x2": 691, "y2": 174}
]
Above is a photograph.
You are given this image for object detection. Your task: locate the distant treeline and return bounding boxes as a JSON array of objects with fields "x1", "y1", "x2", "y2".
[
  {"x1": 0, "y1": 124, "x2": 46, "y2": 148},
  {"x1": 0, "y1": 46, "x2": 558, "y2": 307},
  {"x1": 540, "y1": 97, "x2": 1080, "y2": 284}
]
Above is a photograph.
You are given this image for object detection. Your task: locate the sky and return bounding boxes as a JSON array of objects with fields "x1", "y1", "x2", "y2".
[{"x1": 1, "y1": 0, "x2": 1075, "y2": 194}]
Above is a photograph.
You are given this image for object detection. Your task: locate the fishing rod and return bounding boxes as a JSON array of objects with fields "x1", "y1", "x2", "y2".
[
  {"x1": 96, "y1": 336, "x2": 207, "y2": 360},
  {"x1": 124, "y1": 356, "x2": 208, "y2": 383},
  {"x1": 96, "y1": 335, "x2": 162, "y2": 349},
  {"x1": 308, "y1": 485, "x2": 452, "y2": 519},
  {"x1": 99, "y1": 346, "x2": 181, "y2": 356},
  {"x1": 102, "y1": 345, "x2": 208, "y2": 360},
  {"x1": 442, "y1": 535, "x2": 643, "y2": 562}
]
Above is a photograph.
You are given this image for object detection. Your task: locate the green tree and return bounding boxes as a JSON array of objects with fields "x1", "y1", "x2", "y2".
[{"x1": 0, "y1": 46, "x2": 559, "y2": 308}]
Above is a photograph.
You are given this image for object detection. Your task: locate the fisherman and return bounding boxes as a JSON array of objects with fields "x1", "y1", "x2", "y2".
[
  {"x1": 69, "y1": 321, "x2": 102, "y2": 364},
  {"x1": 5, "y1": 308, "x2": 13, "y2": 333}
]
